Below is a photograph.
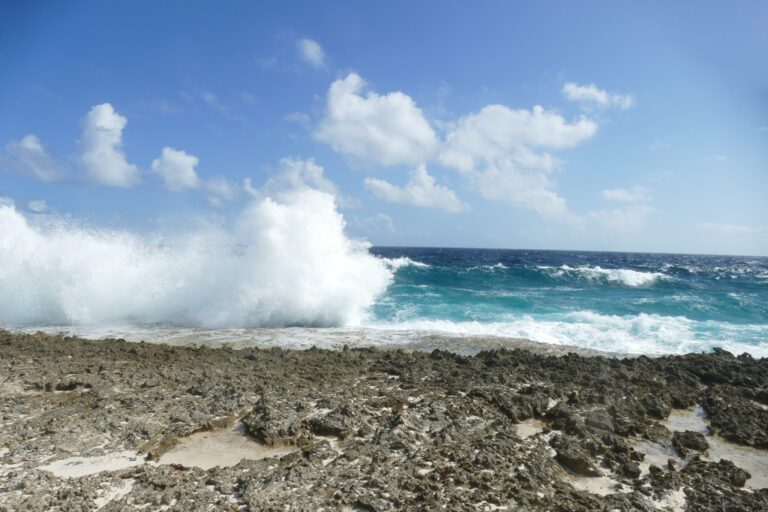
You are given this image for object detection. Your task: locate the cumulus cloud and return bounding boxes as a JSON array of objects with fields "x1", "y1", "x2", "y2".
[
  {"x1": 561, "y1": 82, "x2": 634, "y2": 110},
  {"x1": 150, "y1": 146, "x2": 239, "y2": 207},
  {"x1": 601, "y1": 186, "x2": 651, "y2": 203},
  {"x1": 438, "y1": 104, "x2": 597, "y2": 220},
  {"x1": 79, "y1": 103, "x2": 140, "y2": 187},
  {"x1": 440, "y1": 105, "x2": 597, "y2": 173},
  {"x1": 364, "y1": 165, "x2": 468, "y2": 213},
  {"x1": 588, "y1": 204, "x2": 654, "y2": 232},
  {"x1": 151, "y1": 147, "x2": 202, "y2": 191},
  {"x1": 297, "y1": 38, "x2": 326, "y2": 68},
  {"x1": 476, "y1": 161, "x2": 573, "y2": 220},
  {"x1": 315, "y1": 73, "x2": 439, "y2": 167},
  {"x1": 27, "y1": 200, "x2": 49, "y2": 213},
  {"x1": 1, "y1": 134, "x2": 64, "y2": 182},
  {"x1": 697, "y1": 222, "x2": 763, "y2": 235}
]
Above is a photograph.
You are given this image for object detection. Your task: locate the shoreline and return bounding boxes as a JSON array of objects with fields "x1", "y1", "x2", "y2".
[
  {"x1": 1, "y1": 330, "x2": 767, "y2": 510},
  {"x1": 8, "y1": 325, "x2": 642, "y2": 358}
]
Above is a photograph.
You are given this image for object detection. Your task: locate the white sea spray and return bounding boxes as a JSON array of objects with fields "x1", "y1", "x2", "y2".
[{"x1": 0, "y1": 190, "x2": 392, "y2": 328}]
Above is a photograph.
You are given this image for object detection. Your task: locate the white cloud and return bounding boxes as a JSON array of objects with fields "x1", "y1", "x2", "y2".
[
  {"x1": 364, "y1": 165, "x2": 468, "y2": 213},
  {"x1": 474, "y1": 161, "x2": 573, "y2": 220},
  {"x1": 27, "y1": 200, "x2": 48, "y2": 213},
  {"x1": 1, "y1": 134, "x2": 64, "y2": 182},
  {"x1": 79, "y1": 103, "x2": 140, "y2": 187},
  {"x1": 602, "y1": 186, "x2": 651, "y2": 203},
  {"x1": 151, "y1": 147, "x2": 202, "y2": 191},
  {"x1": 297, "y1": 38, "x2": 326, "y2": 68},
  {"x1": 439, "y1": 105, "x2": 597, "y2": 173},
  {"x1": 588, "y1": 204, "x2": 653, "y2": 232},
  {"x1": 151, "y1": 146, "x2": 240, "y2": 207},
  {"x1": 704, "y1": 154, "x2": 728, "y2": 163},
  {"x1": 315, "y1": 73, "x2": 439, "y2": 167},
  {"x1": 697, "y1": 222, "x2": 763, "y2": 235},
  {"x1": 204, "y1": 176, "x2": 239, "y2": 208},
  {"x1": 561, "y1": 82, "x2": 634, "y2": 110},
  {"x1": 438, "y1": 104, "x2": 597, "y2": 220},
  {"x1": 247, "y1": 157, "x2": 359, "y2": 209},
  {"x1": 0, "y1": 196, "x2": 15, "y2": 207}
]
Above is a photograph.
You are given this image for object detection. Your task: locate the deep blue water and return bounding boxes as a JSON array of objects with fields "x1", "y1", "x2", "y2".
[{"x1": 368, "y1": 248, "x2": 768, "y2": 355}]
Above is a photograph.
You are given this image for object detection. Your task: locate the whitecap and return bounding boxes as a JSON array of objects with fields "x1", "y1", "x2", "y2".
[
  {"x1": 553, "y1": 265, "x2": 669, "y2": 287},
  {"x1": 380, "y1": 257, "x2": 430, "y2": 270}
]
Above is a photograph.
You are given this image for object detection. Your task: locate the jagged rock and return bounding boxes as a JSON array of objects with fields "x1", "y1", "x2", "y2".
[{"x1": 673, "y1": 430, "x2": 709, "y2": 457}]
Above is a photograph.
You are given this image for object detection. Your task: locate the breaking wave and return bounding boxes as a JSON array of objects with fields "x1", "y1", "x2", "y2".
[
  {"x1": 540, "y1": 265, "x2": 669, "y2": 287},
  {"x1": 381, "y1": 257, "x2": 431, "y2": 270},
  {"x1": 0, "y1": 191, "x2": 392, "y2": 328}
]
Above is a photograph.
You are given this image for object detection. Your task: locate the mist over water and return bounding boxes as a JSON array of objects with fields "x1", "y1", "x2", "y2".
[{"x1": 1, "y1": 202, "x2": 766, "y2": 356}]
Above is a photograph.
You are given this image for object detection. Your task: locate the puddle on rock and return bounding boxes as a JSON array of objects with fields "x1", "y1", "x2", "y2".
[
  {"x1": 38, "y1": 450, "x2": 146, "y2": 478},
  {"x1": 566, "y1": 472, "x2": 631, "y2": 496},
  {"x1": 516, "y1": 419, "x2": 545, "y2": 439},
  {"x1": 158, "y1": 422, "x2": 299, "y2": 470},
  {"x1": 634, "y1": 405, "x2": 768, "y2": 489}
]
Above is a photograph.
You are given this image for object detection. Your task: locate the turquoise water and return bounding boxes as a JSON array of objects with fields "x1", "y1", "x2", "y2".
[{"x1": 369, "y1": 248, "x2": 768, "y2": 355}]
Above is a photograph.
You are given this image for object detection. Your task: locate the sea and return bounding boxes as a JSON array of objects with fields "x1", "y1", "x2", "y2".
[
  {"x1": 2, "y1": 198, "x2": 766, "y2": 357},
  {"x1": 10, "y1": 246, "x2": 768, "y2": 357},
  {"x1": 368, "y1": 248, "x2": 768, "y2": 356}
]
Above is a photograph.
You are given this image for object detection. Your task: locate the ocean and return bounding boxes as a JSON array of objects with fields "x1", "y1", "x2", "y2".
[
  {"x1": 368, "y1": 248, "x2": 768, "y2": 356},
  {"x1": 2, "y1": 200, "x2": 766, "y2": 356}
]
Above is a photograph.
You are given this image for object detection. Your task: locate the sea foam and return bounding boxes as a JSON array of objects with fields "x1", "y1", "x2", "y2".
[
  {"x1": 0, "y1": 190, "x2": 392, "y2": 328},
  {"x1": 366, "y1": 312, "x2": 768, "y2": 357}
]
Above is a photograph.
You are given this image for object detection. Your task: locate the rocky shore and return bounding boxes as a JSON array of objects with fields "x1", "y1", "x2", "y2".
[{"x1": 1, "y1": 330, "x2": 767, "y2": 511}]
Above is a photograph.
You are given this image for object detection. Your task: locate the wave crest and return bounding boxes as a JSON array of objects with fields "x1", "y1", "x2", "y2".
[
  {"x1": 381, "y1": 257, "x2": 431, "y2": 270},
  {"x1": 539, "y1": 265, "x2": 668, "y2": 287}
]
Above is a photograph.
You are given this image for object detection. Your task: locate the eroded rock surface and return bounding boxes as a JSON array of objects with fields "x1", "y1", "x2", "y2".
[{"x1": 1, "y1": 331, "x2": 767, "y2": 510}]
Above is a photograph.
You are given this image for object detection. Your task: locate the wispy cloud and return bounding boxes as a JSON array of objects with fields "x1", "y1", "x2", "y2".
[
  {"x1": 697, "y1": 222, "x2": 762, "y2": 235},
  {"x1": 297, "y1": 38, "x2": 326, "y2": 68},
  {"x1": 562, "y1": 82, "x2": 634, "y2": 110},
  {"x1": 601, "y1": 186, "x2": 651, "y2": 203},
  {"x1": 0, "y1": 134, "x2": 65, "y2": 182},
  {"x1": 27, "y1": 199, "x2": 49, "y2": 213}
]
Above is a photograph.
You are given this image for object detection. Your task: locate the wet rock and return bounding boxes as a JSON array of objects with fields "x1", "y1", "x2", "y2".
[
  {"x1": 673, "y1": 430, "x2": 709, "y2": 457},
  {"x1": 585, "y1": 409, "x2": 614, "y2": 433},
  {"x1": 551, "y1": 435, "x2": 602, "y2": 477}
]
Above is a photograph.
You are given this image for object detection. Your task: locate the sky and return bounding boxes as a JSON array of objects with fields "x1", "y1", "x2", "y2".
[{"x1": 1, "y1": 1, "x2": 766, "y2": 255}]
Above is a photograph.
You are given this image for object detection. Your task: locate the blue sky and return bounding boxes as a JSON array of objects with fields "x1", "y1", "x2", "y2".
[{"x1": 1, "y1": 1, "x2": 766, "y2": 255}]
